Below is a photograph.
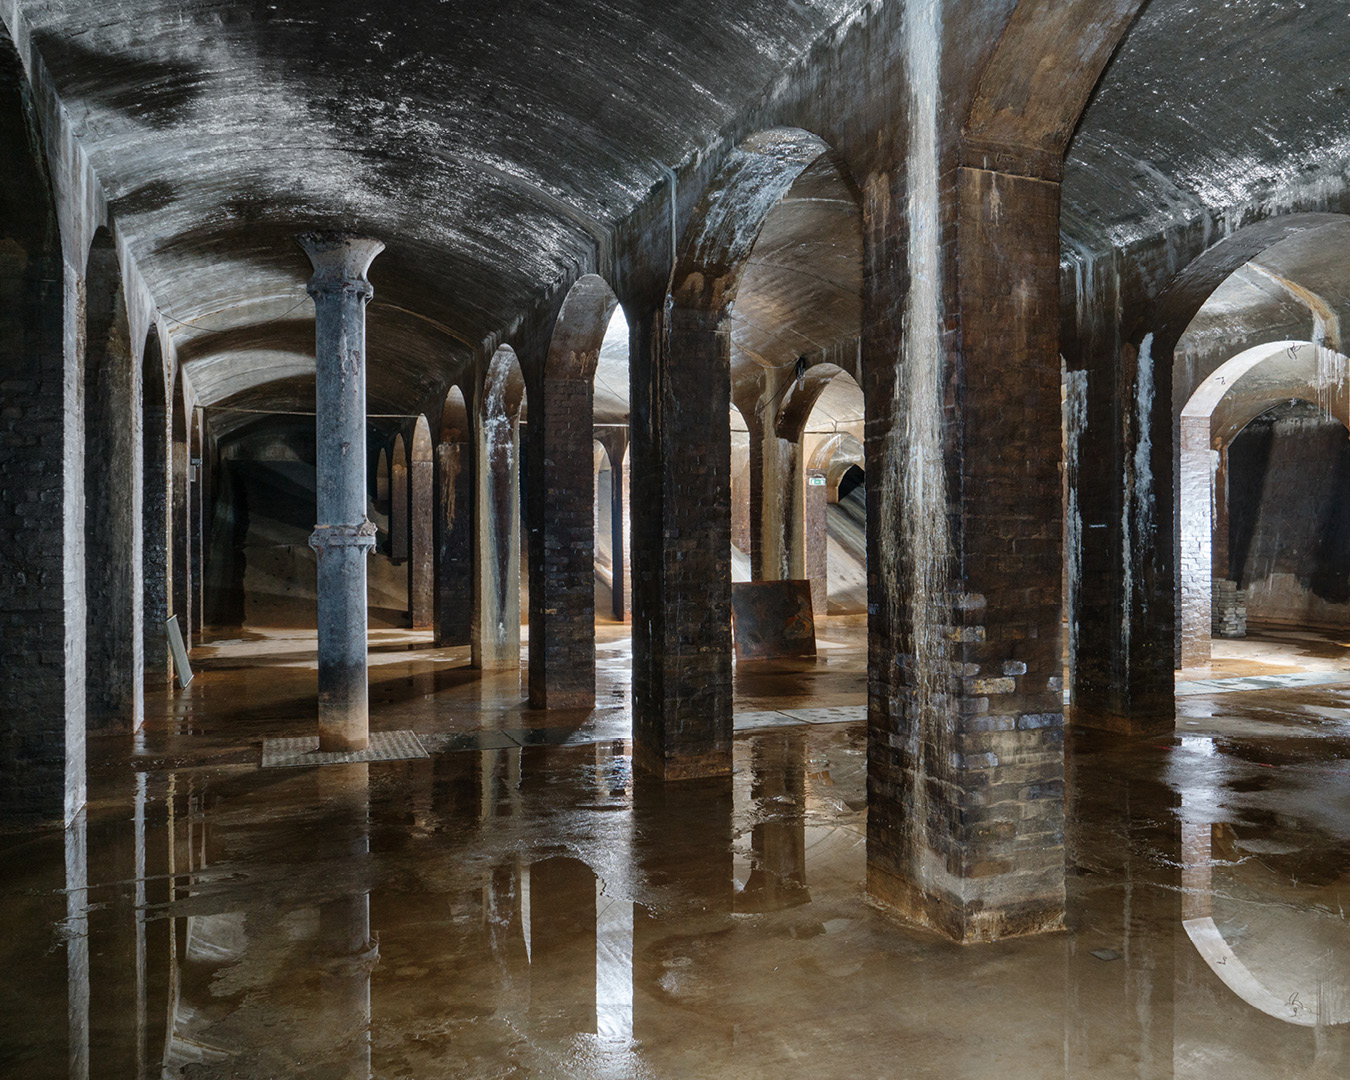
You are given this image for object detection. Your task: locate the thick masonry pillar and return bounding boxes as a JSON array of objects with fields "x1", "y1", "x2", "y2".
[
  {"x1": 866, "y1": 167, "x2": 1066, "y2": 943},
  {"x1": 299, "y1": 232, "x2": 384, "y2": 752},
  {"x1": 434, "y1": 420, "x2": 473, "y2": 646},
  {"x1": 528, "y1": 369, "x2": 596, "y2": 709},
  {"x1": 598, "y1": 430, "x2": 629, "y2": 622},
  {"x1": 629, "y1": 303, "x2": 733, "y2": 778},
  {"x1": 409, "y1": 432, "x2": 434, "y2": 630}
]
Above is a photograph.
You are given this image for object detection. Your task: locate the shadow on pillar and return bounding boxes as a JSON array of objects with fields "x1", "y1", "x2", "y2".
[{"x1": 434, "y1": 388, "x2": 473, "y2": 646}]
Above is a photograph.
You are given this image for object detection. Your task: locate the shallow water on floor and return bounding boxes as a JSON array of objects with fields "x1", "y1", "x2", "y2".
[{"x1": 2, "y1": 626, "x2": 1348, "y2": 1078}]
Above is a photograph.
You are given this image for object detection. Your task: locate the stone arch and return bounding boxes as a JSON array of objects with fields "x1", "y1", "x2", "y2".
[
  {"x1": 528, "y1": 273, "x2": 620, "y2": 708},
  {"x1": 84, "y1": 226, "x2": 142, "y2": 732},
  {"x1": 474, "y1": 345, "x2": 527, "y2": 671},
  {"x1": 434, "y1": 384, "x2": 473, "y2": 646},
  {"x1": 408, "y1": 414, "x2": 434, "y2": 629},
  {"x1": 1178, "y1": 340, "x2": 1350, "y2": 667},
  {"x1": 963, "y1": 0, "x2": 1146, "y2": 179},
  {"x1": 141, "y1": 328, "x2": 172, "y2": 684},
  {"x1": 1153, "y1": 214, "x2": 1350, "y2": 669}
]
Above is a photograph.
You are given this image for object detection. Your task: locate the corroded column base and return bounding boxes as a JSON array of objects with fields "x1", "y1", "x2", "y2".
[{"x1": 866, "y1": 863, "x2": 1066, "y2": 944}]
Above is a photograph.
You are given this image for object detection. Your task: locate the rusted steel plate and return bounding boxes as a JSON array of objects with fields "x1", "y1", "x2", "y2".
[{"x1": 731, "y1": 580, "x2": 817, "y2": 660}]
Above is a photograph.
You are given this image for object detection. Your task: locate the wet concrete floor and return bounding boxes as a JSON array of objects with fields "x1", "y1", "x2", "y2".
[{"x1": 2, "y1": 622, "x2": 1348, "y2": 1078}]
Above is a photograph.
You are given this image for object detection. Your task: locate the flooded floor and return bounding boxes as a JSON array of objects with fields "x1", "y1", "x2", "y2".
[{"x1": 2, "y1": 622, "x2": 1348, "y2": 1078}]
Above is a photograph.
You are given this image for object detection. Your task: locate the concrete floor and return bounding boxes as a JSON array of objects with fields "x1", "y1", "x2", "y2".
[{"x1": 2, "y1": 623, "x2": 1348, "y2": 1078}]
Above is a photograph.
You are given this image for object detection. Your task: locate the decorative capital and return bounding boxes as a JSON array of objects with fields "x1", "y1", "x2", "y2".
[{"x1": 298, "y1": 232, "x2": 385, "y2": 291}]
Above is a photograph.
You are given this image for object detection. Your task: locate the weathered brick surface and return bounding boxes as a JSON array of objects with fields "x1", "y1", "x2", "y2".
[
  {"x1": 527, "y1": 374, "x2": 597, "y2": 708},
  {"x1": 409, "y1": 431, "x2": 434, "y2": 630},
  {"x1": 629, "y1": 305, "x2": 734, "y2": 778},
  {"x1": 433, "y1": 433, "x2": 472, "y2": 646},
  {"x1": 83, "y1": 233, "x2": 143, "y2": 731},
  {"x1": 866, "y1": 168, "x2": 1066, "y2": 943},
  {"x1": 141, "y1": 336, "x2": 172, "y2": 683}
]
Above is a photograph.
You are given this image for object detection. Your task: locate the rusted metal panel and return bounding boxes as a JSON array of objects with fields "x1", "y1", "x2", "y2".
[{"x1": 731, "y1": 580, "x2": 817, "y2": 660}]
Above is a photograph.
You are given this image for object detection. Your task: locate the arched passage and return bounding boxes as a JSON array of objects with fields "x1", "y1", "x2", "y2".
[
  {"x1": 794, "y1": 375, "x2": 866, "y2": 617},
  {"x1": 474, "y1": 345, "x2": 527, "y2": 671},
  {"x1": 632, "y1": 127, "x2": 853, "y2": 779},
  {"x1": 374, "y1": 447, "x2": 390, "y2": 540},
  {"x1": 1179, "y1": 341, "x2": 1350, "y2": 667},
  {"x1": 408, "y1": 414, "x2": 434, "y2": 630},
  {"x1": 528, "y1": 273, "x2": 618, "y2": 708},
  {"x1": 434, "y1": 386, "x2": 473, "y2": 646},
  {"x1": 84, "y1": 228, "x2": 142, "y2": 732},
  {"x1": 141, "y1": 329, "x2": 172, "y2": 684}
]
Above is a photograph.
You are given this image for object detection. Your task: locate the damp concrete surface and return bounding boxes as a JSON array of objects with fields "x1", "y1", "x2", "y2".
[{"x1": 2, "y1": 620, "x2": 1348, "y2": 1078}]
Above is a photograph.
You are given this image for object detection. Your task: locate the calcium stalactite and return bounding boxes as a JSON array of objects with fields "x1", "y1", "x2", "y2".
[{"x1": 893, "y1": 0, "x2": 951, "y2": 869}]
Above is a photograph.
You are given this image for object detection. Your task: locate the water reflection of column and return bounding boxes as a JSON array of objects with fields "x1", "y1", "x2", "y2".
[
  {"x1": 632, "y1": 775, "x2": 734, "y2": 1048},
  {"x1": 737, "y1": 733, "x2": 809, "y2": 913},
  {"x1": 1063, "y1": 743, "x2": 1176, "y2": 1079},
  {"x1": 68, "y1": 809, "x2": 90, "y2": 1080},
  {"x1": 529, "y1": 856, "x2": 597, "y2": 1038},
  {"x1": 317, "y1": 763, "x2": 376, "y2": 1080}
]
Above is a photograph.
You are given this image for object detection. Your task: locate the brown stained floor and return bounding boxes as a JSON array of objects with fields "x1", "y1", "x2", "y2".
[{"x1": 2, "y1": 624, "x2": 1349, "y2": 1078}]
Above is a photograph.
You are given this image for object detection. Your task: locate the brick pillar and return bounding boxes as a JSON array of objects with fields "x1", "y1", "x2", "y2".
[
  {"x1": 409, "y1": 444, "x2": 434, "y2": 629},
  {"x1": 804, "y1": 469, "x2": 828, "y2": 615},
  {"x1": 1073, "y1": 324, "x2": 1175, "y2": 733},
  {"x1": 0, "y1": 202, "x2": 84, "y2": 823},
  {"x1": 629, "y1": 305, "x2": 733, "y2": 778},
  {"x1": 598, "y1": 430, "x2": 630, "y2": 622},
  {"x1": 434, "y1": 432, "x2": 473, "y2": 646},
  {"x1": 390, "y1": 444, "x2": 408, "y2": 564},
  {"x1": 84, "y1": 237, "x2": 143, "y2": 733},
  {"x1": 1178, "y1": 414, "x2": 1212, "y2": 668},
  {"x1": 472, "y1": 373, "x2": 522, "y2": 672},
  {"x1": 141, "y1": 343, "x2": 172, "y2": 685},
  {"x1": 528, "y1": 372, "x2": 596, "y2": 708},
  {"x1": 190, "y1": 416, "x2": 204, "y2": 635},
  {"x1": 866, "y1": 167, "x2": 1066, "y2": 943},
  {"x1": 744, "y1": 381, "x2": 800, "y2": 582},
  {"x1": 171, "y1": 403, "x2": 191, "y2": 650}
]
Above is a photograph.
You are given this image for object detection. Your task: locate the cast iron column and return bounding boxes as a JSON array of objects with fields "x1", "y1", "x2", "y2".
[{"x1": 299, "y1": 232, "x2": 384, "y2": 751}]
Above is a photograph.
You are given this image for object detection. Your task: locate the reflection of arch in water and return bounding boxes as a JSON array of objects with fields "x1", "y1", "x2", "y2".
[
  {"x1": 1183, "y1": 817, "x2": 1349, "y2": 1027},
  {"x1": 1178, "y1": 340, "x2": 1350, "y2": 667}
]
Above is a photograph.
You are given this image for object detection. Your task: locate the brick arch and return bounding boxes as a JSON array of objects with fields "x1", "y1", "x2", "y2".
[
  {"x1": 1178, "y1": 340, "x2": 1350, "y2": 667},
  {"x1": 633, "y1": 127, "x2": 851, "y2": 778},
  {"x1": 774, "y1": 363, "x2": 863, "y2": 443},
  {"x1": 963, "y1": 0, "x2": 1146, "y2": 180}
]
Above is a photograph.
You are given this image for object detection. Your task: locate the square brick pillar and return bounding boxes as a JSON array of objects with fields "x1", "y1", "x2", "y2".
[
  {"x1": 0, "y1": 253, "x2": 85, "y2": 825},
  {"x1": 433, "y1": 435, "x2": 472, "y2": 646},
  {"x1": 866, "y1": 167, "x2": 1066, "y2": 943},
  {"x1": 629, "y1": 305, "x2": 733, "y2": 779},
  {"x1": 409, "y1": 449, "x2": 435, "y2": 629},
  {"x1": 527, "y1": 372, "x2": 596, "y2": 709}
]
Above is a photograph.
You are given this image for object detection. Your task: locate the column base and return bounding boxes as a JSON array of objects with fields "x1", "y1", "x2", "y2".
[
  {"x1": 866, "y1": 863, "x2": 1065, "y2": 944},
  {"x1": 528, "y1": 688, "x2": 596, "y2": 711},
  {"x1": 1067, "y1": 701, "x2": 1175, "y2": 737},
  {"x1": 632, "y1": 741, "x2": 733, "y2": 781}
]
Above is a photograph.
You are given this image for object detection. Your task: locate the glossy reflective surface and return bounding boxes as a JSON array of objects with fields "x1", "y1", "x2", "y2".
[{"x1": 2, "y1": 625, "x2": 1347, "y2": 1078}]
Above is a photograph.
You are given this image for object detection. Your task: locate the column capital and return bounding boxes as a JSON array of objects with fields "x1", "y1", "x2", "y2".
[{"x1": 298, "y1": 232, "x2": 385, "y2": 291}]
